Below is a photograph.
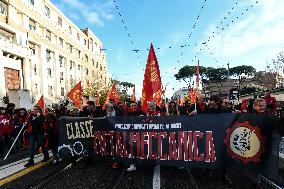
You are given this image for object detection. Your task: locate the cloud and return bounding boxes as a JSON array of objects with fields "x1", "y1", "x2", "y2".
[
  {"x1": 56, "y1": 0, "x2": 114, "y2": 27},
  {"x1": 199, "y1": 0, "x2": 284, "y2": 67}
]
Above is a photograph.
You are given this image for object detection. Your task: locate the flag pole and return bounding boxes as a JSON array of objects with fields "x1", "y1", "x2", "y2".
[{"x1": 4, "y1": 123, "x2": 26, "y2": 160}]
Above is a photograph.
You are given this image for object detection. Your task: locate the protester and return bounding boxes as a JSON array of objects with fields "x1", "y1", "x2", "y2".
[
  {"x1": 241, "y1": 98, "x2": 248, "y2": 113},
  {"x1": 263, "y1": 91, "x2": 277, "y2": 114},
  {"x1": 25, "y1": 106, "x2": 49, "y2": 167},
  {"x1": 126, "y1": 101, "x2": 145, "y2": 172},
  {"x1": 127, "y1": 101, "x2": 145, "y2": 116},
  {"x1": 147, "y1": 101, "x2": 161, "y2": 116},
  {"x1": 104, "y1": 102, "x2": 119, "y2": 169},
  {"x1": 204, "y1": 95, "x2": 231, "y2": 114},
  {"x1": 0, "y1": 107, "x2": 14, "y2": 158},
  {"x1": 13, "y1": 108, "x2": 27, "y2": 149},
  {"x1": 86, "y1": 101, "x2": 103, "y2": 118},
  {"x1": 167, "y1": 101, "x2": 180, "y2": 115},
  {"x1": 45, "y1": 112, "x2": 60, "y2": 164},
  {"x1": 253, "y1": 98, "x2": 267, "y2": 114}
]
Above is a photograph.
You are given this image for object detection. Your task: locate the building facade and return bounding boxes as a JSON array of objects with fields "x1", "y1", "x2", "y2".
[
  {"x1": 203, "y1": 71, "x2": 278, "y2": 98},
  {"x1": 0, "y1": 0, "x2": 111, "y2": 108}
]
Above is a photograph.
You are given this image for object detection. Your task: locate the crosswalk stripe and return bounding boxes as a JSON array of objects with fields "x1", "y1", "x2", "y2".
[{"x1": 153, "y1": 165, "x2": 160, "y2": 189}]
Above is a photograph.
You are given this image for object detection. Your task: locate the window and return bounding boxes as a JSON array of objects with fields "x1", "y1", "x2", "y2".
[
  {"x1": 85, "y1": 54, "x2": 88, "y2": 62},
  {"x1": 29, "y1": 19, "x2": 36, "y2": 31},
  {"x1": 35, "y1": 83, "x2": 38, "y2": 95},
  {"x1": 70, "y1": 75, "x2": 73, "y2": 84},
  {"x1": 0, "y1": 1, "x2": 7, "y2": 16},
  {"x1": 34, "y1": 64, "x2": 37, "y2": 75},
  {"x1": 60, "y1": 72, "x2": 64, "y2": 83},
  {"x1": 78, "y1": 65, "x2": 80, "y2": 71},
  {"x1": 29, "y1": 0, "x2": 34, "y2": 6},
  {"x1": 59, "y1": 56, "x2": 63, "y2": 67},
  {"x1": 77, "y1": 33, "x2": 80, "y2": 41},
  {"x1": 47, "y1": 68, "x2": 52, "y2": 78},
  {"x1": 48, "y1": 85, "x2": 53, "y2": 96},
  {"x1": 92, "y1": 71, "x2": 94, "y2": 77},
  {"x1": 85, "y1": 68, "x2": 88, "y2": 75},
  {"x1": 70, "y1": 61, "x2": 73, "y2": 70},
  {"x1": 100, "y1": 75, "x2": 102, "y2": 79},
  {"x1": 84, "y1": 39, "x2": 87, "y2": 46},
  {"x1": 61, "y1": 87, "x2": 64, "y2": 96},
  {"x1": 78, "y1": 50, "x2": 81, "y2": 58},
  {"x1": 69, "y1": 26, "x2": 72, "y2": 35},
  {"x1": 96, "y1": 62, "x2": 98, "y2": 68},
  {"x1": 69, "y1": 45, "x2": 73, "y2": 54},
  {"x1": 46, "y1": 29, "x2": 51, "y2": 41},
  {"x1": 44, "y1": 5, "x2": 50, "y2": 17},
  {"x1": 59, "y1": 38, "x2": 63, "y2": 47},
  {"x1": 100, "y1": 65, "x2": 102, "y2": 71},
  {"x1": 29, "y1": 42, "x2": 36, "y2": 56},
  {"x1": 90, "y1": 38, "x2": 93, "y2": 51},
  {"x1": 92, "y1": 59, "x2": 94, "y2": 66},
  {"x1": 46, "y1": 50, "x2": 51, "y2": 62},
  {"x1": 58, "y1": 16, "x2": 62, "y2": 27},
  {"x1": 30, "y1": 48, "x2": 36, "y2": 56}
]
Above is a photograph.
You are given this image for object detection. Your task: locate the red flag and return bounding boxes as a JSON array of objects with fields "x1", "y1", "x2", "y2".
[
  {"x1": 36, "y1": 95, "x2": 44, "y2": 112},
  {"x1": 141, "y1": 43, "x2": 162, "y2": 112},
  {"x1": 131, "y1": 85, "x2": 136, "y2": 102},
  {"x1": 67, "y1": 81, "x2": 82, "y2": 110},
  {"x1": 103, "y1": 83, "x2": 120, "y2": 109},
  {"x1": 188, "y1": 87, "x2": 197, "y2": 104}
]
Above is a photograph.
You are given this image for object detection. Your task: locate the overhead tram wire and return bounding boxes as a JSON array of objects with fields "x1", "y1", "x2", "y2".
[
  {"x1": 193, "y1": 0, "x2": 260, "y2": 62},
  {"x1": 112, "y1": 0, "x2": 142, "y2": 68},
  {"x1": 192, "y1": 1, "x2": 240, "y2": 62},
  {"x1": 176, "y1": 0, "x2": 208, "y2": 66}
]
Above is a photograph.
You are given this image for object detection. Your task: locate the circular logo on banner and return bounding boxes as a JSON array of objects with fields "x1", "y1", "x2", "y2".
[{"x1": 224, "y1": 121, "x2": 265, "y2": 164}]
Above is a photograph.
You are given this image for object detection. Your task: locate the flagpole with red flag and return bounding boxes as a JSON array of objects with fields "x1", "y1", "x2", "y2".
[
  {"x1": 131, "y1": 85, "x2": 136, "y2": 102},
  {"x1": 67, "y1": 81, "x2": 82, "y2": 110},
  {"x1": 194, "y1": 60, "x2": 200, "y2": 111},
  {"x1": 36, "y1": 95, "x2": 44, "y2": 113},
  {"x1": 141, "y1": 43, "x2": 162, "y2": 113}
]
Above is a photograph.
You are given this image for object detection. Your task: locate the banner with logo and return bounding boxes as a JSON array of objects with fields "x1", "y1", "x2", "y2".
[{"x1": 58, "y1": 114, "x2": 276, "y2": 172}]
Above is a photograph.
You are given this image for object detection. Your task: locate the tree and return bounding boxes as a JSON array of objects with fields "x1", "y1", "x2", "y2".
[
  {"x1": 229, "y1": 65, "x2": 256, "y2": 95},
  {"x1": 174, "y1": 65, "x2": 207, "y2": 86},
  {"x1": 203, "y1": 67, "x2": 227, "y2": 95},
  {"x1": 266, "y1": 51, "x2": 284, "y2": 75}
]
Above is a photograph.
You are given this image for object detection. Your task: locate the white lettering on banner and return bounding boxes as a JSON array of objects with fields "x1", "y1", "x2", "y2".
[
  {"x1": 114, "y1": 123, "x2": 182, "y2": 130},
  {"x1": 66, "y1": 120, "x2": 94, "y2": 140}
]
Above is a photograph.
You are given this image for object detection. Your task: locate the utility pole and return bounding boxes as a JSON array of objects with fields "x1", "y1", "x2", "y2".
[{"x1": 227, "y1": 63, "x2": 230, "y2": 100}]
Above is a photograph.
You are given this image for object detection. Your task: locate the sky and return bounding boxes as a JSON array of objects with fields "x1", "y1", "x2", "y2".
[{"x1": 51, "y1": 0, "x2": 284, "y2": 98}]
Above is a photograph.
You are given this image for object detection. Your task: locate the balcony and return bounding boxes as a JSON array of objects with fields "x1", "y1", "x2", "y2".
[{"x1": 0, "y1": 36, "x2": 29, "y2": 58}]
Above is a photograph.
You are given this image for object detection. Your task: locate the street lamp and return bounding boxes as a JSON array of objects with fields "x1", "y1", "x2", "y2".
[{"x1": 227, "y1": 63, "x2": 230, "y2": 100}]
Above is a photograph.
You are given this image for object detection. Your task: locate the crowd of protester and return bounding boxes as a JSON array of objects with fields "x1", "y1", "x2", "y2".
[{"x1": 0, "y1": 91, "x2": 281, "y2": 188}]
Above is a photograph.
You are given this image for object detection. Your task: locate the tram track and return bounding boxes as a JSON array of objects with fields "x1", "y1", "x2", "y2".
[{"x1": 29, "y1": 157, "x2": 83, "y2": 189}]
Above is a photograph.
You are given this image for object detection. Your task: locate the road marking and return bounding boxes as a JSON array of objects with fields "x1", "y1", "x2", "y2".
[
  {"x1": 0, "y1": 152, "x2": 53, "y2": 179},
  {"x1": 0, "y1": 160, "x2": 51, "y2": 186},
  {"x1": 153, "y1": 165, "x2": 160, "y2": 189}
]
